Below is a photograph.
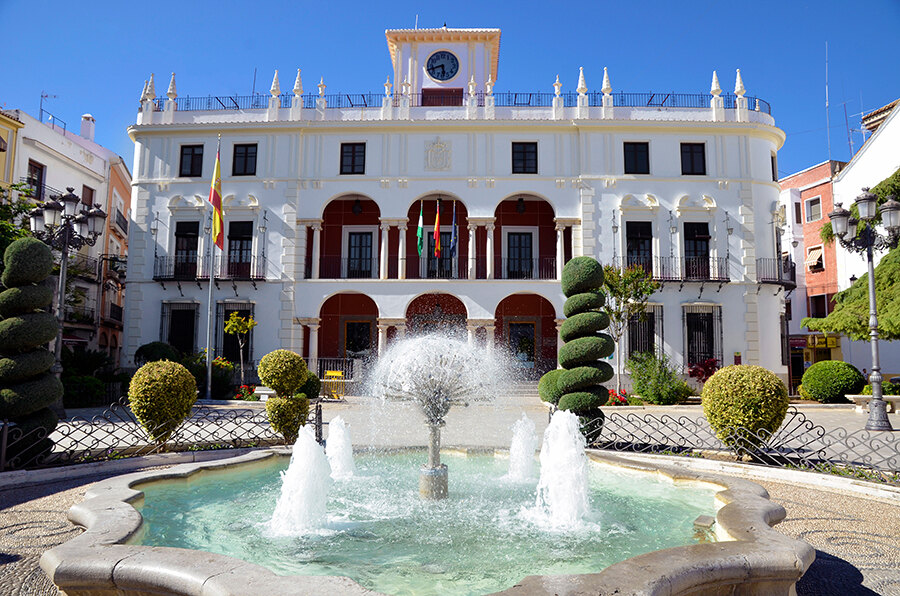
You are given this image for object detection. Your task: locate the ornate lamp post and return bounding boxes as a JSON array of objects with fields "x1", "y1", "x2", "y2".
[
  {"x1": 29, "y1": 187, "x2": 107, "y2": 416},
  {"x1": 828, "y1": 188, "x2": 900, "y2": 431}
]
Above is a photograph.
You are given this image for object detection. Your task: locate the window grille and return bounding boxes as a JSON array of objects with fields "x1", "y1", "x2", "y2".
[
  {"x1": 682, "y1": 304, "x2": 723, "y2": 368},
  {"x1": 215, "y1": 302, "x2": 255, "y2": 363},
  {"x1": 627, "y1": 304, "x2": 664, "y2": 359},
  {"x1": 160, "y1": 303, "x2": 199, "y2": 355}
]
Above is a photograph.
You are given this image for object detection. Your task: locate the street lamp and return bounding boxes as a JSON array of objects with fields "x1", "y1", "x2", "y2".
[
  {"x1": 29, "y1": 187, "x2": 107, "y2": 417},
  {"x1": 828, "y1": 188, "x2": 900, "y2": 431}
]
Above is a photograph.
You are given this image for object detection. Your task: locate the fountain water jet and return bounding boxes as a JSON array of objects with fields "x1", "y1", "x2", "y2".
[
  {"x1": 506, "y1": 413, "x2": 538, "y2": 481},
  {"x1": 369, "y1": 334, "x2": 506, "y2": 499},
  {"x1": 268, "y1": 426, "x2": 332, "y2": 534},
  {"x1": 325, "y1": 416, "x2": 355, "y2": 479},
  {"x1": 534, "y1": 410, "x2": 589, "y2": 527}
]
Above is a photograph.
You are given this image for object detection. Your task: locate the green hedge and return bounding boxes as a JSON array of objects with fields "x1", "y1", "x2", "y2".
[
  {"x1": 557, "y1": 388, "x2": 606, "y2": 411},
  {"x1": 563, "y1": 291, "x2": 605, "y2": 318},
  {"x1": 128, "y1": 361, "x2": 197, "y2": 442},
  {"x1": 0, "y1": 372, "x2": 64, "y2": 419},
  {"x1": 298, "y1": 372, "x2": 321, "y2": 400},
  {"x1": 0, "y1": 284, "x2": 54, "y2": 318},
  {"x1": 702, "y1": 365, "x2": 789, "y2": 448},
  {"x1": 560, "y1": 312, "x2": 610, "y2": 343},
  {"x1": 0, "y1": 313, "x2": 59, "y2": 354},
  {"x1": 1, "y1": 238, "x2": 54, "y2": 287},
  {"x1": 557, "y1": 363, "x2": 614, "y2": 394},
  {"x1": 800, "y1": 360, "x2": 865, "y2": 403},
  {"x1": 134, "y1": 341, "x2": 180, "y2": 365},
  {"x1": 62, "y1": 375, "x2": 107, "y2": 409},
  {"x1": 0, "y1": 349, "x2": 56, "y2": 383},
  {"x1": 266, "y1": 394, "x2": 309, "y2": 443},
  {"x1": 861, "y1": 382, "x2": 900, "y2": 396},
  {"x1": 558, "y1": 335, "x2": 614, "y2": 368},
  {"x1": 538, "y1": 368, "x2": 566, "y2": 405},
  {"x1": 258, "y1": 349, "x2": 308, "y2": 397},
  {"x1": 561, "y1": 257, "x2": 605, "y2": 297}
]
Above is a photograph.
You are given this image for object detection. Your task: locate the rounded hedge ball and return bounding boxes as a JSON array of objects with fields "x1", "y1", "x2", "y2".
[
  {"x1": 800, "y1": 360, "x2": 865, "y2": 403},
  {"x1": 561, "y1": 257, "x2": 605, "y2": 297},
  {"x1": 563, "y1": 291, "x2": 605, "y2": 318},
  {"x1": 538, "y1": 368, "x2": 566, "y2": 405},
  {"x1": 0, "y1": 284, "x2": 54, "y2": 318},
  {"x1": 129, "y1": 360, "x2": 197, "y2": 442},
  {"x1": 2, "y1": 238, "x2": 54, "y2": 287},
  {"x1": 258, "y1": 349, "x2": 309, "y2": 398},
  {"x1": 560, "y1": 311, "x2": 610, "y2": 343},
  {"x1": 702, "y1": 365, "x2": 788, "y2": 449},
  {"x1": 558, "y1": 388, "x2": 606, "y2": 412},
  {"x1": 558, "y1": 334, "x2": 615, "y2": 368},
  {"x1": 557, "y1": 363, "x2": 614, "y2": 394}
]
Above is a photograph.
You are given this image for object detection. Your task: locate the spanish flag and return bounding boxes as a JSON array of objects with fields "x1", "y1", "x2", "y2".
[
  {"x1": 208, "y1": 137, "x2": 224, "y2": 250},
  {"x1": 433, "y1": 198, "x2": 441, "y2": 258}
]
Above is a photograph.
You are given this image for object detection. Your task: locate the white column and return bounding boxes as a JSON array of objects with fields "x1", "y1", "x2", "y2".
[
  {"x1": 485, "y1": 223, "x2": 495, "y2": 280},
  {"x1": 297, "y1": 323, "x2": 306, "y2": 359},
  {"x1": 555, "y1": 223, "x2": 566, "y2": 281},
  {"x1": 308, "y1": 323, "x2": 320, "y2": 375},
  {"x1": 398, "y1": 223, "x2": 407, "y2": 280},
  {"x1": 467, "y1": 223, "x2": 477, "y2": 280},
  {"x1": 396, "y1": 323, "x2": 407, "y2": 339},
  {"x1": 379, "y1": 221, "x2": 390, "y2": 280},
  {"x1": 310, "y1": 222, "x2": 322, "y2": 280},
  {"x1": 377, "y1": 323, "x2": 389, "y2": 356},
  {"x1": 485, "y1": 324, "x2": 495, "y2": 352},
  {"x1": 467, "y1": 323, "x2": 478, "y2": 345},
  {"x1": 297, "y1": 224, "x2": 308, "y2": 280},
  {"x1": 555, "y1": 318, "x2": 565, "y2": 369}
]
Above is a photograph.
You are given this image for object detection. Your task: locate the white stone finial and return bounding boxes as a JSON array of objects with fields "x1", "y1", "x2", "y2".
[
  {"x1": 293, "y1": 69, "x2": 303, "y2": 97},
  {"x1": 166, "y1": 72, "x2": 177, "y2": 100},
  {"x1": 601, "y1": 67, "x2": 612, "y2": 95},
  {"x1": 710, "y1": 71, "x2": 722, "y2": 97},
  {"x1": 147, "y1": 73, "x2": 156, "y2": 98},
  {"x1": 553, "y1": 75, "x2": 562, "y2": 97},
  {"x1": 270, "y1": 70, "x2": 280, "y2": 97},
  {"x1": 734, "y1": 69, "x2": 746, "y2": 98},
  {"x1": 384, "y1": 76, "x2": 392, "y2": 97},
  {"x1": 140, "y1": 80, "x2": 150, "y2": 102},
  {"x1": 318, "y1": 77, "x2": 326, "y2": 97},
  {"x1": 468, "y1": 75, "x2": 477, "y2": 96},
  {"x1": 576, "y1": 67, "x2": 587, "y2": 95},
  {"x1": 485, "y1": 75, "x2": 494, "y2": 96}
]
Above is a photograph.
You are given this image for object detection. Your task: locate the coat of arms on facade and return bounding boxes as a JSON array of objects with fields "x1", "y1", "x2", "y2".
[{"x1": 425, "y1": 137, "x2": 451, "y2": 171}]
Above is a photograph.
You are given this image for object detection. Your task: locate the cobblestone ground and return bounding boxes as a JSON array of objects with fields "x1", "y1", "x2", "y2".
[{"x1": 1, "y1": 469, "x2": 899, "y2": 595}]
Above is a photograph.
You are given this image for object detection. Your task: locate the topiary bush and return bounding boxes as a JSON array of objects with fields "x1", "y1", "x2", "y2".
[
  {"x1": 258, "y1": 349, "x2": 309, "y2": 397},
  {"x1": 298, "y1": 372, "x2": 321, "y2": 400},
  {"x1": 265, "y1": 393, "x2": 309, "y2": 443},
  {"x1": 128, "y1": 360, "x2": 197, "y2": 443},
  {"x1": 800, "y1": 360, "x2": 865, "y2": 403},
  {"x1": 538, "y1": 257, "x2": 612, "y2": 437},
  {"x1": 134, "y1": 341, "x2": 181, "y2": 366},
  {"x1": 702, "y1": 365, "x2": 789, "y2": 449},
  {"x1": 626, "y1": 352, "x2": 693, "y2": 405},
  {"x1": 0, "y1": 238, "x2": 60, "y2": 466},
  {"x1": 861, "y1": 383, "x2": 900, "y2": 396},
  {"x1": 181, "y1": 352, "x2": 234, "y2": 400}
]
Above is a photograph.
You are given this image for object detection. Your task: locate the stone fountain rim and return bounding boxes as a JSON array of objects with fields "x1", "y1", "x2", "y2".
[{"x1": 40, "y1": 448, "x2": 815, "y2": 596}]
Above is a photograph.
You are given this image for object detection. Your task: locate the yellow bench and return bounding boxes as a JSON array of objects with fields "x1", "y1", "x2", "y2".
[{"x1": 323, "y1": 370, "x2": 345, "y2": 400}]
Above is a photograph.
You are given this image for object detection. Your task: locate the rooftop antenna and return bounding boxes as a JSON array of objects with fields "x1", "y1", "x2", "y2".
[
  {"x1": 843, "y1": 102, "x2": 854, "y2": 157},
  {"x1": 251, "y1": 67, "x2": 258, "y2": 96},
  {"x1": 825, "y1": 42, "x2": 831, "y2": 161},
  {"x1": 415, "y1": 14, "x2": 418, "y2": 29}
]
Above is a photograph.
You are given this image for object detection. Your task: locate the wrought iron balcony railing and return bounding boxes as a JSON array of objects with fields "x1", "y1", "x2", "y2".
[
  {"x1": 612, "y1": 256, "x2": 729, "y2": 282},
  {"x1": 499, "y1": 257, "x2": 557, "y2": 280},
  {"x1": 153, "y1": 255, "x2": 266, "y2": 281},
  {"x1": 106, "y1": 302, "x2": 124, "y2": 322},
  {"x1": 317, "y1": 256, "x2": 379, "y2": 279},
  {"x1": 757, "y1": 257, "x2": 796, "y2": 288},
  {"x1": 114, "y1": 209, "x2": 128, "y2": 234},
  {"x1": 64, "y1": 305, "x2": 95, "y2": 325}
]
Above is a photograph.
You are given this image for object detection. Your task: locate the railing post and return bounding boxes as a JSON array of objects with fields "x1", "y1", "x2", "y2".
[
  {"x1": 315, "y1": 402, "x2": 323, "y2": 444},
  {"x1": 0, "y1": 420, "x2": 8, "y2": 472}
]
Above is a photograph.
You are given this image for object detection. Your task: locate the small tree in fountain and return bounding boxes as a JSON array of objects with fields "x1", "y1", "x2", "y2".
[
  {"x1": 601, "y1": 264, "x2": 660, "y2": 392},
  {"x1": 224, "y1": 311, "x2": 257, "y2": 387}
]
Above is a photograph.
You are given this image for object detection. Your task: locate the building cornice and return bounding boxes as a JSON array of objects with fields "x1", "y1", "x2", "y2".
[
  {"x1": 385, "y1": 28, "x2": 501, "y2": 83},
  {"x1": 22, "y1": 137, "x2": 106, "y2": 182}
]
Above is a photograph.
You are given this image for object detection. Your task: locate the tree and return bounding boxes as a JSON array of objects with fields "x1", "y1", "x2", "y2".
[
  {"x1": 802, "y1": 247, "x2": 900, "y2": 340},
  {"x1": 601, "y1": 264, "x2": 660, "y2": 392},
  {"x1": 819, "y1": 167, "x2": 900, "y2": 244},
  {"x1": 224, "y1": 312, "x2": 258, "y2": 386},
  {"x1": 0, "y1": 183, "x2": 37, "y2": 276}
]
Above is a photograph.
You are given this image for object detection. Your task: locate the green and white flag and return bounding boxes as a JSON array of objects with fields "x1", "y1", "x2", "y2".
[{"x1": 416, "y1": 200, "x2": 424, "y2": 256}]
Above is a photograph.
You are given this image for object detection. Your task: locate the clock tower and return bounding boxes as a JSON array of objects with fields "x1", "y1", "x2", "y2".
[{"x1": 385, "y1": 26, "x2": 500, "y2": 104}]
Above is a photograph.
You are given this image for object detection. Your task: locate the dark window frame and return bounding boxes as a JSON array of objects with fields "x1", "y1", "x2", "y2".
[
  {"x1": 179, "y1": 145, "x2": 204, "y2": 177},
  {"x1": 340, "y1": 143, "x2": 366, "y2": 175},
  {"x1": 625, "y1": 221, "x2": 653, "y2": 273},
  {"x1": 81, "y1": 185, "x2": 95, "y2": 207},
  {"x1": 680, "y1": 143, "x2": 706, "y2": 176},
  {"x1": 512, "y1": 142, "x2": 538, "y2": 174},
  {"x1": 624, "y1": 142, "x2": 650, "y2": 175},
  {"x1": 232, "y1": 143, "x2": 257, "y2": 176}
]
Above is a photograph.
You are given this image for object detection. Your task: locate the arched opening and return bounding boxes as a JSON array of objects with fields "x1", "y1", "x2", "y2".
[
  {"x1": 318, "y1": 293, "x2": 379, "y2": 361},
  {"x1": 406, "y1": 293, "x2": 467, "y2": 339},
  {"x1": 495, "y1": 293, "x2": 557, "y2": 379},
  {"x1": 404, "y1": 196, "x2": 469, "y2": 279},
  {"x1": 493, "y1": 196, "x2": 557, "y2": 279},
  {"x1": 319, "y1": 195, "x2": 382, "y2": 278}
]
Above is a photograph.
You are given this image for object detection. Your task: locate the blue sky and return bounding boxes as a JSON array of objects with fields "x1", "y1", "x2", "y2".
[{"x1": 1, "y1": 0, "x2": 897, "y2": 177}]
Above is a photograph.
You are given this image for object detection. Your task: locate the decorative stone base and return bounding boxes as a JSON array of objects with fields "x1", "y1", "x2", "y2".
[{"x1": 419, "y1": 464, "x2": 448, "y2": 500}]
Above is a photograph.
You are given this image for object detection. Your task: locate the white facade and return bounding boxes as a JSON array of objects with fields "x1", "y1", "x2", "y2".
[{"x1": 124, "y1": 28, "x2": 789, "y2": 384}]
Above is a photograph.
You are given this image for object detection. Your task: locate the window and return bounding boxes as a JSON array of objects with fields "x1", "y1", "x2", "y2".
[
  {"x1": 771, "y1": 153, "x2": 778, "y2": 182},
  {"x1": 216, "y1": 302, "x2": 254, "y2": 364},
  {"x1": 794, "y1": 202, "x2": 802, "y2": 225},
  {"x1": 345, "y1": 321, "x2": 372, "y2": 357},
  {"x1": 161, "y1": 303, "x2": 198, "y2": 356},
  {"x1": 508, "y1": 322, "x2": 536, "y2": 368},
  {"x1": 680, "y1": 143, "x2": 706, "y2": 175},
  {"x1": 623, "y1": 142, "x2": 650, "y2": 175},
  {"x1": 347, "y1": 231, "x2": 374, "y2": 278},
  {"x1": 173, "y1": 221, "x2": 200, "y2": 279},
  {"x1": 340, "y1": 143, "x2": 366, "y2": 175},
  {"x1": 26, "y1": 160, "x2": 45, "y2": 200},
  {"x1": 226, "y1": 221, "x2": 253, "y2": 278},
  {"x1": 512, "y1": 142, "x2": 538, "y2": 174},
  {"x1": 81, "y1": 185, "x2": 95, "y2": 207},
  {"x1": 683, "y1": 304, "x2": 723, "y2": 367},
  {"x1": 625, "y1": 221, "x2": 653, "y2": 274},
  {"x1": 809, "y1": 294, "x2": 828, "y2": 318},
  {"x1": 780, "y1": 314, "x2": 790, "y2": 365},
  {"x1": 684, "y1": 222, "x2": 711, "y2": 279},
  {"x1": 805, "y1": 245, "x2": 824, "y2": 272},
  {"x1": 422, "y1": 88, "x2": 464, "y2": 106},
  {"x1": 427, "y1": 231, "x2": 454, "y2": 278},
  {"x1": 627, "y1": 305, "x2": 663, "y2": 359},
  {"x1": 805, "y1": 197, "x2": 822, "y2": 222},
  {"x1": 232, "y1": 144, "x2": 257, "y2": 176},
  {"x1": 179, "y1": 145, "x2": 204, "y2": 177},
  {"x1": 507, "y1": 232, "x2": 534, "y2": 279},
  {"x1": 785, "y1": 299, "x2": 792, "y2": 321}
]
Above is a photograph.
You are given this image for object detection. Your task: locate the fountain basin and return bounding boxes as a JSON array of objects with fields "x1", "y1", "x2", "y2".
[{"x1": 41, "y1": 449, "x2": 813, "y2": 596}]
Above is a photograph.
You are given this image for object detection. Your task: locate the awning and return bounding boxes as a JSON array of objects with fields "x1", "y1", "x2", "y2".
[{"x1": 804, "y1": 247, "x2": 823, "y2": 267}]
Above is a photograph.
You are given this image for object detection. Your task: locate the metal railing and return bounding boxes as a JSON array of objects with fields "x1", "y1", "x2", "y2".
[
  {"x1": 611, "y1": 256, "x2": 729, "y2": 282},
  {"x1": 682, "y1": 256, "x2": 729, "y2": 282},
  {"x1": 215, "y1": 255, "x2": 267, "y2": 281},
  {"x1": 18, "y1": 177, "x2": 64, "y2": 202},
  {"x1": 68, "y1": 253, "x2": 99, "y2": 279},
  {"x1": 106, "y1": 302, "x2": 123, "y2": 322},
  {"x1": 317, "y1": 256, "x2": 379, "y2": 279},
  {"x1": 114, "y1": 209, "x2": 128, "y2": 234},
  {"x1": 309, "y1": 358, "x2": 363, "y2": 382},
  {"x1": 153, "y1": 255, "x2": 266, "y2": 281},
  {"x1": 499, "y1": 257, "x2": 557, "y2": 280},
  {"x1": 64, "y1": 305, "x2": 95, "y2": 324},
  {"x1": 757, "y1": 257, "x2": 796, "y2": 287},
  {"x1": 149, "y1": 91, "x2": 772, "y2": 115}
]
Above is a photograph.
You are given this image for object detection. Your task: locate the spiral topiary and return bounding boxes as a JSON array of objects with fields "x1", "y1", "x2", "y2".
[
  {"x1": 0, "y1": 238, "x2": 61, "y2": 465},
  {"x1": 538, "y1": 256, "x2": 613, "y2": 438},
  {"x1": 702, "y1": 365, "x2": 789, "y2": 449},
  {"x1": 128, "y1": 360, "x2": 197, "y2": 443},
  {"x1": 258, "y1": 349, "x2": 309, "y2": 398},
  {"x1": 799, "y1": 360, "x2": 865, "y2": 403}
]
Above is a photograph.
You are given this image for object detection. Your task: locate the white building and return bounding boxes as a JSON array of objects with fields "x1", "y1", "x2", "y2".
[{"x1": 124, "y1": 27, "x2": 790, "y2": 385}]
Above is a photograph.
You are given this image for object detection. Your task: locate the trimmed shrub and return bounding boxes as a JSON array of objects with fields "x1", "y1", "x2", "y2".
[
  {"x1": 800, "y1": 360, "x2": 865, "y2": 403},
  {"x1": 557, "y1": 363, "x2": 614, "y2": 394},
  {"x1": 1, "y1": 237, "x2": 54, "y2": 287},
  {"x1": 128, "y1": 360, "x2": 197, "y2": 442},
  {"x1": 861, "y1": 383, "x2": 900, "y2": 396},
  {"x1": 258, "y1": 349, "x2": 308, "y2": 397},
  {"x1": 61, "y1": 375, "x2": 107, "y2": 408},
  {"x1": 134, "y1": 341, "x2": 180, "y2": 366},
  {"x1": 558, "y1": 335, "x2": 614, "y2": 368},
  {"x1": 563, "y1": 291, "x2": 605, "y2": 318},
  {"x1": 702, "y1": 365, "x2": 789, "y2": 448},
  {"x1": 557, "y1": 388, "x2": 606, "y2": 412},
  {"x1": 797, "y1": 384, "x2": 812, "y2": 400},
  {"x1": 561, "y1": 256, "x2": 605, "y2": 297},
  {"x1": 298, "y1": 372, "x2": 321, "y2": 400},
  {"x1": 538, "y1": 368, "x2": 566, "y2": 405},
  {"x1": 0, "y1": 349, "x2": 56, "y2": 383},
  {"x1": 626, "y1": 352, "x2": 692, "y2": 405},
  {"x1": 560, "y1": 312, "x2": 610, "y2": 343},
  {"x1": 0, "y1": 313, "x2": 59, "y2": 353},
  {"x1": 0, "y1": 283, "x2": 54, "y2": 317},
  {"x1": 0, "y1": 373, "x2": 64, "y2": 418},
  {"x1": 266, "y1": 394, "x2": 309, "y2": 443},
  {"x1": 181, "y1": 353, "x2": 234, "y2": 400}
]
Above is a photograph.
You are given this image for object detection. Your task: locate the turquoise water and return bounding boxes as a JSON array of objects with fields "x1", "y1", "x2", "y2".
[{"x1": 136, "y1": 453, "x2": 719, "y2": 596}]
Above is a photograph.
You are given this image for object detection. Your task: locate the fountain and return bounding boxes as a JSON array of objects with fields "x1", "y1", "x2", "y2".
[
  {"x1": 325, "y1": 416, "x2": 355, "y2": 480},
  {"x1": 268, "y1": 426, "x2": 332, "y2": 534},
  {"x1": 369, "y1": 334, "x2": 505, "y2": 499},
  {"x1": 505, "y1": 413, "x2": 538, "y2": 481},
  {"x1": 533, "y1": 410, "x2": 589, "y2": 527}
]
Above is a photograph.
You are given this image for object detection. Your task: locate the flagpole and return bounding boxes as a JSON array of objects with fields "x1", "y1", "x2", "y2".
[{"x1": 205, "y1": 134, "x2": 222, "y2": 400}]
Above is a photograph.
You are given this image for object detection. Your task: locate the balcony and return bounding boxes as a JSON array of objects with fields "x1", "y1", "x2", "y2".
[
  {"x1": 64, "y1": 305, "x2": 95, "y2": 325},
  {"x1": 153, "y1": 255, "x2": 265, "y2": 282},
  {"x1": 215, "y1": 255, "x2": 266, "y2": 281},
  {"x1": 757, "y1": 257, "x2": 797, "y2": 289},
  {"x1": 318, "y1": 257, "x2": 379, "y2": 279},
  {"x1": 114, "y1": 209, "x2": 128, "y2": 235},
  {"x1": 613, "y1": 256, "x2": 729, "y2": 283},
  {"x1": 18, "y1": 177, "x2": 64, "y2": 202},
  {"x1": 68, "y1": 254, "x2": 99, "y2": 280},
  {"x1": 499, "y1": 257, "x2": 557, "y2": 280},
  {"x1": 106, "y1": 302, "x2": 123, "y2": 322}
]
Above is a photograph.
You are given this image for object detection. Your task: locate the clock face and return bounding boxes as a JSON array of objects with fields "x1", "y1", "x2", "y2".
[{"x1": 426, "y1": 51, "x2": 460, "y2": 82}]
